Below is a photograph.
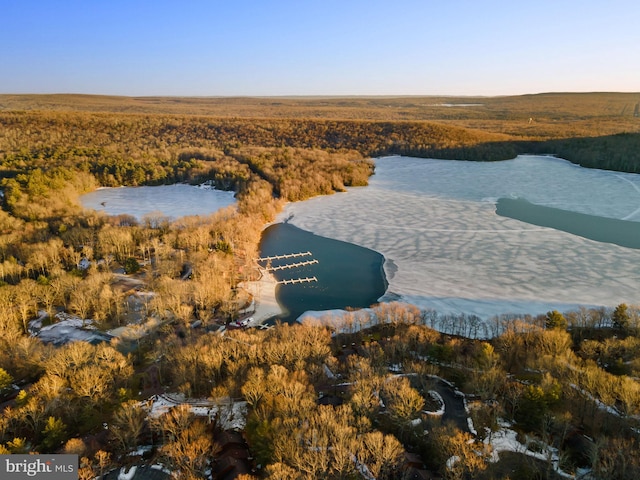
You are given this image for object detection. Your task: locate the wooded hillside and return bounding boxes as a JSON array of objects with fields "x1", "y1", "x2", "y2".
[
  {"x1": 1, "y1": 93, "x2": 640, "y2": 479},
  {"x1": 2, "y1": 91, "x2": 639, "y2": 171}
]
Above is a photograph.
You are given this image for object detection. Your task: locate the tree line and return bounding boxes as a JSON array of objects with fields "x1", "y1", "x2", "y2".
[
  {"x1": 3, "y1": 111, "x2": 639, "y2": 178},
  {"x1": 1, "y1": 105, "x2": 639, "y2": 478},
  {"x1": 4, "y1": 302, "x2": 639, "y2": 478}
]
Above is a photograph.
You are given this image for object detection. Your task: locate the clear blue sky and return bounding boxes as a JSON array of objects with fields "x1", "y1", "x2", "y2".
[{"x1": 1, "y1": 0, "x2": 638, "y2": 96}]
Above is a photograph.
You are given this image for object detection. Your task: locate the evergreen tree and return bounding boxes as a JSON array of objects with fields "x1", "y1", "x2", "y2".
[
  {"x1": 612, "y1": 303, "x2": 630, "y2": 330},
  {"x1": 545, "y1": 310, "x2": 567, "y2": 330}
]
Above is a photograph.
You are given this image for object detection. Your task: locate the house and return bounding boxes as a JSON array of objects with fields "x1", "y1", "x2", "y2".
[
  {"x1": 213, "y1": 430, "x2": 254, "y2": 480},
  {"x1": 402, "y1": 452, "x2": 438, "y2": 479},
  {"x1": 214, "y1": 456, "x2": 251, "y2": 480},
  {"x1": 404, "y1": 452, "x2": 424, "y2": 469}
]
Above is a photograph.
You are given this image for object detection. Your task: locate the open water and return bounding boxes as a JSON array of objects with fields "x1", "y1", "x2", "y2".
[{"x1": 259, "y1": 222, "x2": 387, "y2": 323}]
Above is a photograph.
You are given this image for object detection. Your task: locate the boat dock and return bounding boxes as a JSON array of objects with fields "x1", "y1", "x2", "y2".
[
  {"x1": 258, "y1": 251, "x2": 319, "y2": 286},
  {"x1": 277, "y1": 276, "x2": 318, "y2": 285},
  {"x1": 258, "y1": 251, "x2": 312, "y2": 262},
  {"x1": 266, "y1": 259, "x2": 319, "y2": 271}
]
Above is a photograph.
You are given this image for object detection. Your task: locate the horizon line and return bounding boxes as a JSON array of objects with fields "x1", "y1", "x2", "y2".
[{"x1": 2, "y1": 91, "x2": 640, "y2": 99}]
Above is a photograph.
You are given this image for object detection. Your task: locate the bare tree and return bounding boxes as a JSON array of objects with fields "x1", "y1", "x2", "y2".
[
  {"x1": 381, "y1": 376, "x2": 425, "y2": 424},
  {"x1": 153, "y1": 405, "x2": 217, "y2": 478},
  {"x1": 356, "y1": 431, "x2": 404, "y2": 480},
  {"x1": 110, "y1": 401, "x2": 147, "y2": 453}
]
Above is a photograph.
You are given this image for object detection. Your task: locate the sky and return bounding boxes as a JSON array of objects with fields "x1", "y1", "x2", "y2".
[{"x1": 1, "y1": 0, "x2": 639, "y2": 96}]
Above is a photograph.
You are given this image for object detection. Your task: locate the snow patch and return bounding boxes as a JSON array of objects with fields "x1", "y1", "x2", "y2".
[
  {"x1": 485, "y1": 420, "x2": 573, "y2": 478},
  {"x1": 145, "y1": 393, "x2": 247, "y2": 431},
  {"x1": 323, "y1": 363, "x2": 337, "y2": 379},
  {"x1": 424, "y1": 390, "x2": 445, "y2": 416},
  {"x1": 31, "y1": 312, "x2": 113, "y2": 346},
  {"x1": 118, "y1": 466, "x2": 137, "y2": 480}
]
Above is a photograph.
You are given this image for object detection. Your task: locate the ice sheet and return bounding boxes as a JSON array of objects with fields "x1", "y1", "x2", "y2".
[
  {"x1": 280, "y1": 155, "x2": 640, "y2": 319},
  {"x1": 81, "y1": 183, "x2": 236, "y2": 220}
]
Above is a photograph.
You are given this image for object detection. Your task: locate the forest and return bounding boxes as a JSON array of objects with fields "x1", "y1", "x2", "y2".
[{"x1": 0, "y1": 93, "x2": 639, "y2": 479}]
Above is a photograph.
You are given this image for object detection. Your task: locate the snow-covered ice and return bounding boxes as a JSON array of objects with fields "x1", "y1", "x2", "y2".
[
  {"x1": 81, "y1": 184, "x2": 236, "y2": 220},
  {"x1": 281, "y1": 155, "x2": 640, "y2": 320}
]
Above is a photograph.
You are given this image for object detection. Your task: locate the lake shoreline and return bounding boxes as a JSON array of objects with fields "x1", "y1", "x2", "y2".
[
  {"x1": 259, "y1": 222, "x2": 387, "y2": 323},
  {"x1": 276, "y1": 155, "x2": 640, "y2": 323},
  {"x1": 80, "y1": 155, "x2": 640, "y2": 328},
  {"x1": 240, "y1": 269, "x2": 285, "y2": 324}
]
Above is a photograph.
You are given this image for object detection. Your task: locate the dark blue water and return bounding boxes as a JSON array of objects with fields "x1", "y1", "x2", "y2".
[
  {"x1": 496, "y1": 197, "x2": 640, "y2": 249},
  {"x1": 259, "y1": 223, "x2": 388, "y2": 323}
]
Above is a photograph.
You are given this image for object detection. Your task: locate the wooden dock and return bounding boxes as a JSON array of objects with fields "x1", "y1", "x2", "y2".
[
  {"x1": 257, "y1": 251, "x2": 319, "y2": 286},
  {"x1": 267, "y1": 259, "x2": 319, "y2": 271},
  {"x1": 258, "y1": 251, "x2": 312, "y2": 262},
  {"x1": 277, "y1": 276, "x2": 317, "y2": 285}
]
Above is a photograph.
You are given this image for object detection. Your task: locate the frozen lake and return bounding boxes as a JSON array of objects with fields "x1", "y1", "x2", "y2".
[
  {"x1": 280, "y1": 155, "x2": 640, "y2": 320},
  {"x1": 80, "y1": 184, "x2": 236, "y2": 220}
]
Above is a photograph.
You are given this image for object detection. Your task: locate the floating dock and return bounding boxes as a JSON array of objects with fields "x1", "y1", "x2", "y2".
[
  {"x1": 277, "y1": 276, "x2": 318, "y2": 285},
  {"x1": 266, "y1": 259, "x2": 319, "y2": 271},
  {"x1": 258, "y1": 252, "x2": 319, "y2": 286},
  {"x1": 258, "y1": 251, "x2": 312, "y2": 262}
]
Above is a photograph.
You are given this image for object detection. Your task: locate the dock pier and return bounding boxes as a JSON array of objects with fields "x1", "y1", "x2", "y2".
[
  {"x1": 257, "y1": 251, "x2": 319, "y2": 286},
  {"x1": 266, "y1": 259, "x2": 319, "y2": 271},
  {"x1": 258, "y1": 251, "x2": 312, "y2": 262},
  {"x1": 277, "y1": 276, "x2": 318, "y2": 285}
]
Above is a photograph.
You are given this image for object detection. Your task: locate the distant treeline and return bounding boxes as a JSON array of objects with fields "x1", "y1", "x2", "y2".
[
  {"x1": 2, "y1": 92, "x2": 639, "y2": 125},
  {"x1": 399, "y1": 133, "x2": 640, "y2": 173},
  {"x1": 0, "y1": 110, "x2": 507, "y2": 163},
  {"x1": 538, "y1": 133, "x2": 640, "y2": 173},
  {"x1": 1, "y1": 111, "x2": 639, "y2": 196}
]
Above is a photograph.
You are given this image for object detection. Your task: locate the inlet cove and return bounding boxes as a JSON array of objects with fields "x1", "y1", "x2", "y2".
[{"x1": 258, "y1": 222, "x2": 387, "y2": 323}]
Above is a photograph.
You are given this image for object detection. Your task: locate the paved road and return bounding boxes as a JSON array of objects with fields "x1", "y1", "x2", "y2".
[{"x1": 432, "y1": 379, "x2": 470, "y2": 433}]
